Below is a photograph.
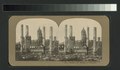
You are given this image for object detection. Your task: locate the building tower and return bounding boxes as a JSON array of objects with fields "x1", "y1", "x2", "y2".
[
  {"x1": 49, "y1": 26, "x2": 53, "y2": 55},
  {"x1": 64, "y1": 25, "x2": 68, "y2": 53},
  {"x1": 20, "y1": 24, "x2": 24, "y2": 52},
  {"x1": 25, "y1": 25, "x2": 31, "y2": 52},
  {"x1": 81, "y1": 28, "x2": 87, "y2": 46},
  {"x1": 37, "y1": 27, "x2": 43, "y2": 46},
  {"x1": 93, "y1": 27, "x2": 97, "y2": 55},
  {"x1": 67, "y1": 25, "x2": 75, "y2": 52}
]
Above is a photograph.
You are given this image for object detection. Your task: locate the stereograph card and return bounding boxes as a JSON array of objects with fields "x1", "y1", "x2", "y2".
[{"x1": 9, "y1": 16, "x2": 109, "y2": 66}]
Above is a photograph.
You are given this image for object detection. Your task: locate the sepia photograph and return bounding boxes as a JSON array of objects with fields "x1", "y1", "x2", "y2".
[{"x1": 9, "y1": 16, "x2": 109, "y2": 66}]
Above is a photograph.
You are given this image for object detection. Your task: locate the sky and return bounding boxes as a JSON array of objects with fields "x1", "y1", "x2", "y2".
[{"x1": 16, "y1": 18, "x2": 102, "y2": 43}]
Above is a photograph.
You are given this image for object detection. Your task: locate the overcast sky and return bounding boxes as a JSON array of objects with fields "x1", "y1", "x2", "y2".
[{"x1": 16, "y1": 18, "x2": 102, "y2": 43}]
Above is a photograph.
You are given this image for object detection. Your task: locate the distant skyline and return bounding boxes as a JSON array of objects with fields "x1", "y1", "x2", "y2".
[{"x1": 16, "y1": 18, "x2": 102, "y2": 43}]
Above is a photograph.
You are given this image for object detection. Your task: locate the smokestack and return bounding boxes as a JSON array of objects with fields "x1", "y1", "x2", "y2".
[
  {"x1": 64, "y1": 25, "x2": 68, "y2": 53},
  {"x1": 87, "y1": 27, "x2": 89, "y2": 47},
  {"x1": 86, "y1": 27, "x2": 90, "y2": 55},
  {"x1": 43, "y1": 26, "x2": 46, "y2": 39},
  {"x1": 43, "y1": 26, "x2": 46, "y2": 46},
  {"x1": 65, "y1": 25, "x2": 67, "y2": 37},
  {"x1": 50, "y1": 26, "x2": 53, "y2": 40},
  {"x1": 20, "y1": 24, "x2": 24, "y2": 52},
  {"x1": 26, "y1": 25, "x2": 29, "y2": 36},
  {"x1": 21, "y1": 24, "x2": 24, "y2": 37},
  {"x1": 49, "y1": 26, "x2": 53, "y2": 55},
  {"x1": 98, "y1": 37, "x2": 100, "y2": 41},
  {"x1": 69, "y1": 25, "x2": 73, "y2": 37},
  {"x1": 54, "y1": 36, "x2": 57, "y2": 41},
  {"x1": 93, "y1": 27, "x2": 97, "y2": 55}
]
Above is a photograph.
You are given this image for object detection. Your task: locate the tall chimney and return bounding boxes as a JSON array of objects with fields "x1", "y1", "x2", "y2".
[
  {"x1": 86, "y1": 27, "x2": 89, "y2": 55},
  {"x1": 93, "y1": 27, "x2": 97, "y2": 55},
  {"x1": 50, "y1": 26, "x2": 53, "y2": 40},
  {"x1": 64, "y1": 25, "x2": 68, "y2": 53},
  {"x1": 43, "y1": 26, "x2": 46, "y2": 46},
  {"x1": 98, "y1": 37, "x2": 100, "y2": 42},
  {"x1": 49, "y1": 26, "x2": 53, "y2": 55},
  {"x1": 87, "y1": 27, "x2": 89, "y2": 47},
  {"x1": 69, "y1": 25, "x2": 73, "y2": 37},
  {"x1": 65, "y1": 25, "x2": 67, "y2": 37},
  {"x1": 26, "y1": 25, "x2": 29, "y2": 36},
  {"x1": 54, "y1": 36, "x2": 57, "y2": 41},
  {"x1": 21, "y1": 24, "x2": 24, "y2": 37},
  {"x1": 20, "y1": 24, "x2": 24, "y2": 52}
]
